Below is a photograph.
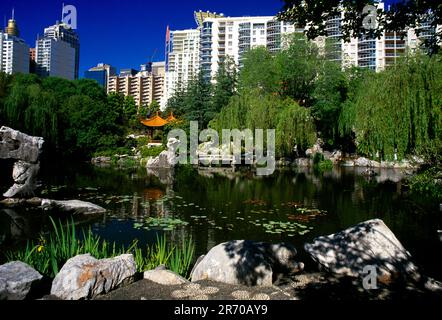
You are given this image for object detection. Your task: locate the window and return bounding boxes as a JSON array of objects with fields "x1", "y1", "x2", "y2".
[
  {"x1": 228, "y1": 41, "x2": 233, "y2": 46},
  {"x1": 228, "y1": 34, "x2": 233, "y2": 39},
  {"x1": 261, "y1": 30, "x2": 265, "y2": 35}
]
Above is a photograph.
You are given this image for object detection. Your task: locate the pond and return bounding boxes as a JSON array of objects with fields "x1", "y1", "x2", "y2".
[{"x1": 1, "y1": 161, "x2": 441, "y2": 280}]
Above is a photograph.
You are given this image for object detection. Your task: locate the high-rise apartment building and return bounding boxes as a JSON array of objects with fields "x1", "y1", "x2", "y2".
[
  {"x1": 165, "y1": 28, "x2": 200, "y2": 101},
  {"x1": 0, "y1": 14, "x2": 29, "y2": 74},
  {"x1": 199, "y1": 16, "x2": 296, "y2": 80},
  {"x1": 316, "y1": 2, "x2": 440, "y2": 72},
  {"x1": 35, "y1": 22, "x2": 79, "y2": 80},
  {"x1": 84, "y1": 63, "x2": 116, "y2": 89},
  {"x1": 107, "y1": 62, "x2": 166, "y2": 108}
]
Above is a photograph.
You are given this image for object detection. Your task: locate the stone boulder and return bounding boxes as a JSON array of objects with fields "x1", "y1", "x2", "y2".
[
  {"x1": 0, "y1": 127, "x2": 44, "y2": 198},
  {"x1": 3, "y1": 161, "x2": 40, "y2": 198},
  {"x1": 304, "y1": 219, "x2": 419, "y2": 282},
  {"x1": 190, "y1": 240, "x2": 304, "y2": 287},
  {"x1": 144, "y1": 269, "x2": 189, "y2": 285},
  {"x1": 0, "y1": 126, "x2": 44, "y2": 163},
  {"x1": 0, "y1": 261, "x2": 43, "y2": 300},
  {"x1": 147, "y1": 138, "x2": 180, "y2": 169},
  {"x1": 51, "y1": 254, "x2": 136, "y2": 300},
  {"x1": 294, "y1": 158, "x2": 312, "y2": 167},
  {"x1": 354, "y1": 157, "x2": 371, "y2": 167},
  {"x1": 41, "y1": 199, "x2": 106, "y2": 215}
]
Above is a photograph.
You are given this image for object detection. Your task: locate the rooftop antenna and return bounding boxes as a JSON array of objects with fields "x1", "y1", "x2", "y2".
[
  {"x1": 61, "y1": 2, "x2": 64, "y2": 21},
  {"x1": 12, "y1": 8, "x2": 14, "y2": 20}
]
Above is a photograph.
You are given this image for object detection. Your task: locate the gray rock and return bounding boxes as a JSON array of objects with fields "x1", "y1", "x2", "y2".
[
  {"x1": 51, "y1": 254, "x2": 136, "y2": 300},
  {"x1": 0, "y1": 261, "x2": 43, "y2": 300},
  {"x1": 147, "y1": 138, "x2": 180, "y2": 169},
  {"x1": 3, "y1": 161, "x2": 40, "y2": 198},
  {"x1": 294, "y1": 158, "x2": 312, "y2": 167},
  {"x1": 304, "y1": 219, "x2": 420, "y2": 282},
  {"x1": 342, "y1": 160, "x2": 355, "y2": 167},
  {"x1": 0, "y1": 127, "x2": 43, "y2": 198},
  {"x1": 190, "y1": 240, "x2": 303, "y2": 287},
  {"x1": 41, "y1": 199, "x2": 106, "y2": 215},
  {"x1": 354, "y1": 157, "x2": 371, "y2": 167},
  {"x1": 143, "y1": 269, "x2": 189, "y2": 285},
  {"x1": 0, "y1": 126, "x2": 44, "y2": 163}
]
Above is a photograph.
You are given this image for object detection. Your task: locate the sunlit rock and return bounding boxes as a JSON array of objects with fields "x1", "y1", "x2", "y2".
[
  {"x1": 51, "y1": 254, "x2": 136, "y2": 300},
  {"x1": 191, "y1": 240, "x2": 304, "y2": 287},
  {"x1": 305, "y1": 219, "x2": 420, "y2": 282}
]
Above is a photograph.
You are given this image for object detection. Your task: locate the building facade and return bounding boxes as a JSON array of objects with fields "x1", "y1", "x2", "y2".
[
  {"x1": 84, "y1": 63, "x2": 116, "y2": 89},
  {"x1": 199, "y1": 16, "x2": 296, "y2": 80},
  {"x1": 165, "y1": 29, "x2": 200, "y2": 102},
  {"x1": 0, "y1": 16, "x2": 29, "y2": 74},
  {"x1": 35, "y1": 22, "x2": 79, "y2": 80},
  {"x1": 107, "y1": 62, "x2": 165, "y2": 108},
  {"x1": 317, "y1": 2, "x2": 440, "y2": 72}
]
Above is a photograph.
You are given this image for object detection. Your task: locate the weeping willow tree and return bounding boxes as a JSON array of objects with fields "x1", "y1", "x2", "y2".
[
  {"x1": 5, "y1": 81, "x2": 59, "y2": 145},
  {"x1": 339, "y1": 52, "x2": 442, "y2": 161},
  {"x1": 276, "y1": 99, "x2": 316, "y2": 157},
  {"x1": 210, "y1": 90, "x2": 316, "y2": 157}
]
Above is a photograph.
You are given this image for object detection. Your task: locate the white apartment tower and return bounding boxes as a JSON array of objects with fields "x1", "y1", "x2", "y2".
[
  {"x1": 0, "y1": 14, "x2": 29, "y2": 74},
  {"x1": 165, "y1": 29, "x2": 200, "y2": 101},
  {"x1": 199, "y1": 15, "x2": 296, "y2": 80}
]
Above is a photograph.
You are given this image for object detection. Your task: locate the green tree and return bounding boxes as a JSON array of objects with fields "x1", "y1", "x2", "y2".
[
  {"x1": 211, "y1": 56, "x2": 238, "y2": 116},
  {"x1": 238, "y1": 46, "x2": 279, "y2": 95},
  {"x1": 275, "y1": 33, "x2": 322, "y2": 106},
  {"x1": 339, "y1": 52, "x2": 442, "y2": 160}
]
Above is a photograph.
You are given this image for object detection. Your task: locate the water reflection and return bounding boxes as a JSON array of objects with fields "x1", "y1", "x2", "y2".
[{"x1": 0, "y1": 164, "x2": 440, "y2": 278}]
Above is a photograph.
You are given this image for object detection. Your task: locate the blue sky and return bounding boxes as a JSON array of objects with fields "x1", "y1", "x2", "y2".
[{"x1": 0, "y1": 0, "x2": 401, "y2": 77}]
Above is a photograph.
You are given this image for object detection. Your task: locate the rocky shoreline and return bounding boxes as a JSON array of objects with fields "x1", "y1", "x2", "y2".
[{"x1": 1, "y1": 219, "x2": 441, "y2": 301}]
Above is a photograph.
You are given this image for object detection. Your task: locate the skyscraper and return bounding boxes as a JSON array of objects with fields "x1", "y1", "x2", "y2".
[
  {"x1": 199, "y1": 15, "x2": 296, "y2": 80},
  {"x1": 0, "y1": 12, "x2": 29, "y2": 74},
  {"x1": 35, "y1": 22, "x2": 79, "y2": 80},
  {"x1": 84, "y1": 63, "x2": 116, "y2": 89},
  {"x1": 165, "y1": 28, "x2": 200, "y2": 102}
]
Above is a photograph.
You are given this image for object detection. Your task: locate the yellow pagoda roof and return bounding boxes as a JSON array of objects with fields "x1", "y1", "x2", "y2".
[
  {"x1": 166, "y1": 112, "x2": 177, "y2": 122},
  {"x1": 140, "y1": 112, "x2": 169, "y2": 127}
]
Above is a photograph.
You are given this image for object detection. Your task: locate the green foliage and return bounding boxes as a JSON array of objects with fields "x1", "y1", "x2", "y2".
[
  {"x1": 211, "y1": 89, "x2": 316, "y2": 158},
  {"x1": 6, "y1": 219, "x2": 195, "y2": 279},
  {"x1": 140, "y1": 146, "x2": 165, "y2": 158},
  {"x1": 407, "y1": 167, "x2": 442, "y2": 200},
  {"x1": 276, "y1": 99, "x2": 317, "y2": 157},
  {"x1": 133, "y1": 235, "x2": 195, "y2": 279},
  {"x1": 239, "y1": 46, "x2": 280, "y2": 95},
  {"x1": 339, "y1": 52, "x2": 442, "y2": 160},
  {"x1": 0, "y1": 74, "x2": 131, "y2": 158}
]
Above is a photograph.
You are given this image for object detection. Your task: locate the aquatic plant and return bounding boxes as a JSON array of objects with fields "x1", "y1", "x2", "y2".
[{"x1": 6, "y1": 218, "x2": 195, "y2": 279}]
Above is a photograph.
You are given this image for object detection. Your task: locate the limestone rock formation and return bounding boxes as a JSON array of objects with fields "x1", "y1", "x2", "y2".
[{"x1": 0, "y1": 127, "x2": 44, "y2": 198}]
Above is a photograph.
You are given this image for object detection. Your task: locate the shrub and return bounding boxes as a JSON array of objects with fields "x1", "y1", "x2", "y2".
[{"x1": 140, "y1": 146, "x2": 165, "y2": 158}]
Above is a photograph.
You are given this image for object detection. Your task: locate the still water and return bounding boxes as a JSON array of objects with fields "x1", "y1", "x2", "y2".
[{"x1": 1, "y1": 162, "x2": 441, "y2": 279}]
